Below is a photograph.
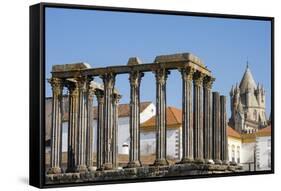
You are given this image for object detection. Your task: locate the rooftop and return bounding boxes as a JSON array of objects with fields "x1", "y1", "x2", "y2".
[{"x1": 140, "y1": 106, "x2": 182, "y2": 130}]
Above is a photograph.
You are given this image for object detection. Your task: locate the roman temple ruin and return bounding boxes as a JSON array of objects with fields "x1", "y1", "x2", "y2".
[{"x1": 46, "y1": 53, "x2": 240, "y2": 183}]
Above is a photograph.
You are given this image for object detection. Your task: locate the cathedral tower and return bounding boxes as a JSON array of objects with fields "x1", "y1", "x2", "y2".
[{"x1": 229, "y1": 64, "x2": 267, "y2": 133}]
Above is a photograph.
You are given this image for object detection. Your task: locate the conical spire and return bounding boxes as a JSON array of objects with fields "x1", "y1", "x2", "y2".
[{"x1": 239, "y1": 63, "x2": 257, "y2": 94}]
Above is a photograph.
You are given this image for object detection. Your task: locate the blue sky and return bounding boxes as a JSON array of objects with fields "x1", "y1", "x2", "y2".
[{"x1": 45, "y1": 7, "x2": 271, "y2": 118}]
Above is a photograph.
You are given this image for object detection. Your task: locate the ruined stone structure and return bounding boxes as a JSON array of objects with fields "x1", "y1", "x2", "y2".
[
  {"x1": 46, "y1": 53, "x2": 239, "y2": 183},
  {"x1": 229, "y1": 64, "x2": 268, "y2": 133}
]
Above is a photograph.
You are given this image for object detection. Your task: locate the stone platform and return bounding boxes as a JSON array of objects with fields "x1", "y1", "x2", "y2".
[{"x1": 46, "y1": 163, "x2": 243, "y2": 184}]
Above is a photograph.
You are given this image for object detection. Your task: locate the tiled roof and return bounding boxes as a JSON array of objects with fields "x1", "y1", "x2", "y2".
[
  {"x1": 227, "y1": 126, "x2": 241, "y2": 139},
  {"x1": 140, "y1": 106, "x2": 182, "y2": 130},
  {"x1": 256, "y1": 125, "x2": 271, "y2": 137},
  {"x1": 93, "y1": 101, "x2": 152, "y2": 119}
]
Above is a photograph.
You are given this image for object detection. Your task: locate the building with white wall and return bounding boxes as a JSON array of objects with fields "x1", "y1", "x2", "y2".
[
  {"x1": 140, "y1": 106, "x2": 182, "y2": 160},
  {"x1": 227, "y1": 127, "x2": 242, "y2": 164},
  {"x1": 227, "y1": 125, "x2": 271, "y2": 171}
]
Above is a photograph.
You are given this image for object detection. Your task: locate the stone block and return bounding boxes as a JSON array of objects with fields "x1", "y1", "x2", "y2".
[
  {"x1": 154, "y1": 53, "x2": 204, "y2": 66},
  {"x1": 52, "y1": 62, "x2": 91, "y2": 72},
  {"x1": 127, "y1": 57, "x2": 143, "y2": 65}
]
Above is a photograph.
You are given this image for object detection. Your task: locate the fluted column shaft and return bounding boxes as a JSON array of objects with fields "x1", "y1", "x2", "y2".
[
  {"x1": 127, "y1": 71, "x2": 143, "y2": 168},
  {"x1": 193, "y1": 72, "x2": 205, "y2": 163},
  {"x1": 154, "y1": 68, "x2": 170, "y2": 166},
  {"x1": 203, "y1": 76, "x2": 214, "y2": 163},
  {"x1": 220, "y1": 96, "x2": 229, "y2": 164},
  {"x1": 47, "y1": 78, "x2": 63, "y2": 174},
  {"x1": 96, "y1": 90, "x2": 104, "y2": 170},
  {"x1": 102, "y1": 73, "x2": 116, "y2": 170},
  {"x1": 86, "y1": 85, "x2": 95, "y2": 171},
  {"x1": 212, "y1": 92, "x2": 222, "y2": 164},
  {"x1": 75, "y1": 77, "x2": 89, "y2": 172},
  {"x1": 180, "y1": 67, "x2": 194, "y2": 163},
  {"x1": 112, "y1": 94, "x2": 121, "y2": 169},
  {"x1": 66, "y1": 81, "x2": 79, "y2": 172}
]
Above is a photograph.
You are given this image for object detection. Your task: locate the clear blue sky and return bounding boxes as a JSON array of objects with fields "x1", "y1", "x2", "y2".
[{"x1": 45, "y1": 7, "x2": 271, "y2": 118}]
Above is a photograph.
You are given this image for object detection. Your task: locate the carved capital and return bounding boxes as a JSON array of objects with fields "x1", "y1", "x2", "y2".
[
  {"x1": 155, "y1": 68, "x2": 170, "y2": 85},
  {"x1": 75, "y1": 76, "x2": 88, "y2": 92},
  {"x1": 101, "y1": 73, "x2": 116, "y2": 89},
  {"x1": 181, "y1": 67, "x2": 195, "y2": 81},
  {"x1": 48, "y1": 77, "x2": 63, "y2": 96},
  {"x1": 203, "y1": 76, "x2": 215, "y2": 89},
  {"x1": 112, "y1": 93, "x2": 122, "y2": 104},
  {"x1": 65, "y1": 81, "x2": 78, "y2": 97},
  {"x1": 129, "y1": 71, "x2": 144, "y2": 87},
  {"x1": 95, "y1": 89, "x2": 104, "y2": 104},
  {"x1": 193, "y1": 71, "x2": 205, "y2": 86}
]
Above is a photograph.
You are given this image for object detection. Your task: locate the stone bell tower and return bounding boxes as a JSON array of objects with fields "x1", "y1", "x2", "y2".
[{"x1": 229, "y1": 64, "x2": 267, "y2": 133}]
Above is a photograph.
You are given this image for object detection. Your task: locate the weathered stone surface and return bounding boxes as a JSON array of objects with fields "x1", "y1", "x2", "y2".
[
  {"x1": 46, "y1": 164, "x2": 242, "y2": 184},
  {"x1": 126, "y1": 71, "x2": 143, "y2": 168},
  {"x1": 95, "y1": 89, "x2": 104, "y2": 170},
  {"x1": 90, "y1": 81, "x2": 119, "y2": 94},
  {"x1": 47, "y1": 78, "x2": 63, "y2": 175},
  {"x1": 154, "y1": 53, "x2": 205, "y2": 67},
  {"x1": 179, "y1": 67, "x2": 194, "y2": 163},
  {"x1": 101, "y1": 73, "x2": 116, "y2": 170},
  {"x1": 212, "y1": 92, "x2": 222, "y2": 164},
  {"x1": 52, "y1": 62, "x2": 91, "y2": 72},
  {"x1": 193, "y1": 71, "x2": 205, "y2": 163},
  {"x1": 127, "y1": 57, "x2": 143, "y2": 65},
  {"x1": 154, "y1": 68, "x2": 170, "y2": 166},
  {"x1": 203, "y1": 76, "x2": 215, "y2": 163}
]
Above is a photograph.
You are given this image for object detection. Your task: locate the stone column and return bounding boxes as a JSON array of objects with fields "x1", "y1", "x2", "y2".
[
  {"x1": 220, "y1": 96, "x2": 229, "y2": 164},
  {"x1": 179, "y1": 67, "x2": 194, "y2": 163},
  {"x1": 95, "y1": 89, "x2": 104, "y2": 170},
  {"x1": 86, "y1": 84, "x2": 95, "y2": 171},
  {"x1": 153, "y1": 68, "x2": 170, "y2": 166},
  {"x1": 193, "y1": 71, "x2": 205, "y2": 164},
  {"x1": 75, "y1": 77, "x2": 89, "y2": 172},
  {"x1": 101, "y1": 73, "x2": 116, "y2": 170},
  {"x1": 126, "y1": 71, "x2": 144, "y2": 168},
  {"x1": 47, "y1": 77, "x2": 64, "y2": 174},
  {"x1": 66, "y1": 81, "x2": 79, "y2": 172},
  {"x1": 112, "y1": 93, "x2": 121, "y2": 169},
  {"x1": 212, "y1": 92, "x2": 222, "y2": 164},
  {"x1": 203, "y1": 76, "x2": 215, "y2": 164}
]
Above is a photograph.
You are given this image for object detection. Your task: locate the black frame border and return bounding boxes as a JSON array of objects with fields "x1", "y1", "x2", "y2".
[{"x1": 29, "y1": 2, "x2": 275, "y2": 188}]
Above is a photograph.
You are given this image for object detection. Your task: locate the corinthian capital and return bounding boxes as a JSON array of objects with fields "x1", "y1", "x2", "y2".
[
  {"x1": 48, "y1": 77, "x2": 63, "y2": 95},
  {"x1": 112, "y1": 93, "x2": 122, "y2": 104},
  {"x1": 65, "y1": 80, "x2": 78, "y2": 96},
  {"x1": 101, "y1": 73, "x2": 116, "y2": 89},
  {"x1": 193, "y1": 71, "x2": 205, "y2": 86},
  {"x1": 129, "y1": 71, "x2": 144, "y2": 87},
  {"x1": 155, "y1": 68, "x2": 170, "y2": 85},
  {"x1": 95, "y1": 89, "x2": 104, "y2": 104},
  {"x1": 75, "y1": 76, "x2": 88, "y2": 92},
  {"x1": 181, "y1": 67, "x2": 195, "y2": 81},
  {"x1": 203, "y1": 76, "x2": 215, "y2": 89}
]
